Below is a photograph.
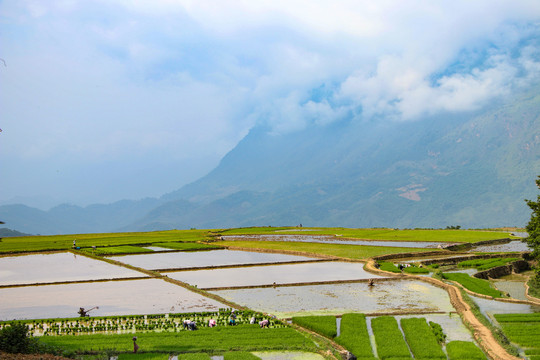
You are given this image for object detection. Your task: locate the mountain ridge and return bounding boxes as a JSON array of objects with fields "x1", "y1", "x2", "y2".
[{"x1": 2, "y1": 86, "x2": 539, "y2": 234}]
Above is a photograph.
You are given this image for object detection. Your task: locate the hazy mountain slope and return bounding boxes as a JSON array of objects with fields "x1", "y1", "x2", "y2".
[
  {"x1": 0, "y1": 198, "x2": 163, "y2": 235},
  {"x1": 2, "y1": 87, "x2": 538, "y2": 234},
  {"x1": 148, "y1": 87, "x2": 540, "y2": 230}
]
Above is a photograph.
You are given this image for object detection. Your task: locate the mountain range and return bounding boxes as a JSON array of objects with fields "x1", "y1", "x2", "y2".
[{"x1": 2, "y1": 86, "x2": 539, "y2": 235}]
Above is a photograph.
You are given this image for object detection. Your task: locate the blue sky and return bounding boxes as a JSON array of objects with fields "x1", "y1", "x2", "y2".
[{"x1": 1, "y1": 0, "x2": 539, "y2": 209}]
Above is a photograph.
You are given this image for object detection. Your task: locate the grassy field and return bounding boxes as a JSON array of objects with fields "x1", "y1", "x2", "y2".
[
  {"x1": 400, "y1": 318, "x2": 445, "y2": 360},
  {"x1": 335, "y1": 314, "x2": 375, "y2": 360},
  {"x1": 371, "y1": 316, "x2": 412, "y2": 360},
  {"x1": 292, "y1": 315, "x2": 337, "y2": 339},
  {"x1": 219, "y1": 227, "x2": 518, "y2": 242},
  {"x1": 442, "y1": 273, "x2": 503, "y2": 298},
  {"x1": 457, "y1": 258, "x2": 519, "y2": 271},
  {"x1": 218, "y1": 240, "x2": 440, "y2": 260},
  {"x1": 39, "y1": 325, "x2": 318, "y2": 354},
  {"x1": 495, "y1": 313, "x2": 540, "y2": 354},
  {"x1": 446, "y1": 341, "x2": 487, "y2": 360},
  {"x1": 0, "y1": 230, "x2": 215, "y2": 253},
  {"x1": 0, "y1": 227, "x2": 518, "y2": 254}
]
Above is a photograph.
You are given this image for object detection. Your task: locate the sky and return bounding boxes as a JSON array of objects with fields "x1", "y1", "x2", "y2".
[{"x1": 1, "y1": 0, "x2": 540, "y2": 209}]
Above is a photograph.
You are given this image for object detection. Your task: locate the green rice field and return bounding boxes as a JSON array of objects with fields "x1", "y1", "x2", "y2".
[
  {"x1": 495, "y1": 313, "x2": 540, "y2": 357},
  {"x1": 442, "y1": 273, "x2": 503, "y2": 298}
]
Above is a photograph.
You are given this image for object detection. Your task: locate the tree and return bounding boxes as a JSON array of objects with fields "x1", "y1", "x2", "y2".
[{"x1": 525, "y1": 175, "x2": 540, "y2": 259}]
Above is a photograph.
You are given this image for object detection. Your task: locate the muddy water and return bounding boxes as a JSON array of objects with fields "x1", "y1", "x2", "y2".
[
  {"x1": 471, "y1": 296, "x2": 540, "y2": 322},
  {"x1": 109, "y1": 249, "x2": 317, "y2": 270},
  {"x1": 211, "y1": 279, "x2": 454, "y2": 318},
  {"x1": 0, "y1": 278, "x2": 227, "y2": 320},
  {"x1": 224, "y1": 235, "x2": 450, "y2": 248},
  {"x1": 491, "y1": 274, "x2": 529, "y2": 301},
  {"x1": 0, "y1": 252, "x2": 147, "y2": 286},
  {"x1": 390, "y1": 314, "x2": 474, "y2": 342},
  {"x1": 165, "y1": 262, "x2": 383, "y2": 289},
  {"x1": 469, "y1": 241, "x2": 530, "y2": 253}
]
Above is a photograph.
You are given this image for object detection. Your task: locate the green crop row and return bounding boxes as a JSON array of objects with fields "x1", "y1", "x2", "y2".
[
  {"x1": 292, "y1": 315, "x2": 337, "y2": 338},
  {"x1": 494, "y1": 313, "x2": 540, "y2": 356},
  {"x1": 403, "y1": 265, "x2": 430, "y2": 274},
  {"x1": 378, "y1": 262, "x2": 401, "y2": 272},
  {"x1": 39, "y1": 325, "x2": 317, "y2": 354},
  {"x1": 81, "y1": 245, "x2": 154, "y2": 256},
  {"x1": 218, "y1": 240, "x2": 438, "y2": 260},
  {"x1": 334, "y1": 314, "x2": 376, "y2": 360},
  {"x1": 446, "y1": 341, "x2": 486, "y2": 360},
  {"x1": 494, "y1": 313, "x2": 540, "y2": 323},
  {"x1": 0, "y1": 310, "x2": 278, "y2": 337},
  {"x1": 0, "y1": 229, "x2": 215, "y2": 253},
  {"x1": 118, "y1": 354, "x2": 170, "y2": 360},
  {"x1": 371, "y1": 316, "x2": 412, "y2": 360},
  {"x1": 152, "y1": 242, "x2": 222, "y2": 251},
  {"x1": 458, "y1": 258, "x2": 518, "y2": 271},
  {"x1": 400, "y1": 318, "x2": 445, "y2": 360},
  {"x1": 288, "y1": 314, "x2": 487, "y2": 360},
  {"x1": 442, "y1": 273, "x2": 502, "y2": 298}
]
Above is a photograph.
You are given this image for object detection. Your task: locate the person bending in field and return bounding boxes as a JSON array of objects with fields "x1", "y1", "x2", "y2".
[
  {"x1": 259, "y1": 319, "x2": 269, "y2": 328},
  {"x1": 229, "y1": 310, "x2": 237, "y2": 325},
  {"x1": 209, "y1": 319, "x2": 217, "y2": 327}
]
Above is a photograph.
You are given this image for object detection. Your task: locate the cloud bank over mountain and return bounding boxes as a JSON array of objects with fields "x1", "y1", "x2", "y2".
[{"x1": 1, "y1": 0, "x2": 539, "y2": 208}]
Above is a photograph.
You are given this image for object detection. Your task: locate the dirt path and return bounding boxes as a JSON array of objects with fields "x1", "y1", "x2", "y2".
[{"x1": 364, "y1": 260, "x2": 521, "y2": 360}]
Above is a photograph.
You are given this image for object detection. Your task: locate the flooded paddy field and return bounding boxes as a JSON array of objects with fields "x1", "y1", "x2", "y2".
[
  {"x1": 223, "y1": 234, "x2": 451, "y2": 248},
  {"x1": 389, "y1": 313, "x2": 474, "y2": 342},
  {"x1": 0, "y1": 278, "x2": 227, "y2": 320},
  {"x1": 0, "y1": 252, "x2": 147, "y2": 286},
  {"x1": 109, "y1": 249, "x2": 318, "y2": 270},
  {"x1": 472, "y1": 295, "x2": 540, "y2": 321},
  {"x1": 211, "y1": 279, "x2": 454, "y2": 318},
  {"x1": 165, "y1": 261, "x2": 383, "y2": 289},
  {"x1": 468, "y1": 240, "x2": 530, "y2": 253},
  {"x1": 491, "y1": 274, "x2": 530, "y2": 301}
]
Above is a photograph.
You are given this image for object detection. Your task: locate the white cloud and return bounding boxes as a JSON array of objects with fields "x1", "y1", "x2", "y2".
[{"x1": 1, "y1": 0, "x2": 540, "y2": 205}]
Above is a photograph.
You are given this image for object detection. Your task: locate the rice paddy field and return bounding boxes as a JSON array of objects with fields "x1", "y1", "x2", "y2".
[{"x1": 0, "y1": 227, "x2": 536, "y2": 359}]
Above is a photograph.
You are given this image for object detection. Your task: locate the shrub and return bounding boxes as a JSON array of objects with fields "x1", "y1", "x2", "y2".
[
  {"x1": 428, "y1": 321, "x2": 446, "y2": 344},
  {"x1": 446, "y1": 341, "x2": 486, "y2": 360},
  {"x1": 0, "y1": 322, "x2": 35, "y2": 354},
  {"x1": 292, "y1": 316, "x2": 337, "y2": 338}
]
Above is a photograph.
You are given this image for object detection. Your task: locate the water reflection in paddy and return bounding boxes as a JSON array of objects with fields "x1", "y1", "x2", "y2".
[
  {"x1": 211, "y1": 279, "x2": 454, "y2": 318},
  {"x1": 469, "y1": 241, "x2": 530, "y2": 253},
  {"x1": 472, "y1": 296, "x2": 540, "y2": 321},
  {"x1": 224, "y1": 235, "x2": 450, "y2": 248},
  {"x1": 492, "y1": 275, "x2": 529, "y2": 301},
  {"x1": 0, "y1": 279, "x2": 227, "y2": 320},
  {"x1": 0, "y1": 252, "x2": 147, "y2": 286},
  {"x1": 166, "y1": 262, "x2": 382, "y2": 288},
  {"x1": 385, "y1": 314, "x2": 474, "y2": 342},
  {"x1": 109, "y1": 250, "x2": 317, "y2": 270}
]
